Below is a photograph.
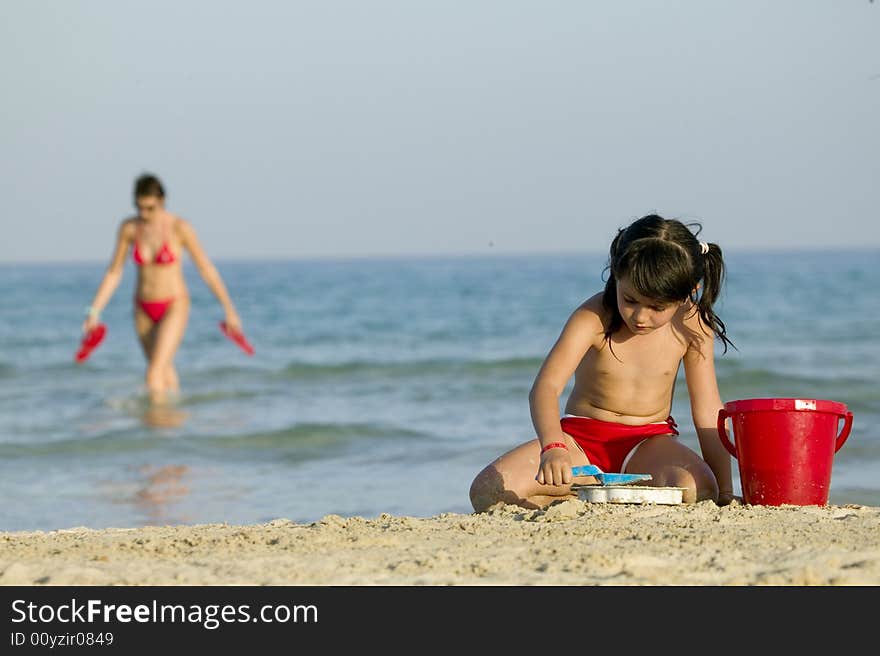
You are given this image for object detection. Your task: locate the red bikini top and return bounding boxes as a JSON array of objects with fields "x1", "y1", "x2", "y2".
[{"x1": 132, "y1": 223, "x2": 177, "y2": 266}]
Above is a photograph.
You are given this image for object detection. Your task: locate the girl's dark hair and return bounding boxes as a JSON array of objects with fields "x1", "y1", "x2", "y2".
[
  {"x1": 133, "y1": 173, "x2": 165, "y2": 200},
  {"x1": 601, "y1": 214, "x2": 734, "y2": 353}
]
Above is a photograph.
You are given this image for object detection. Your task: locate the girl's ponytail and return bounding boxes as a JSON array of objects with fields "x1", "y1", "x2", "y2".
[{"x1": 696, "y1": 242, "x2": 734, "y2": 353}]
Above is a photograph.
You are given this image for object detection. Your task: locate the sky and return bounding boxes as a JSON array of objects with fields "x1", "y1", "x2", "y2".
[{"x1": 1, "y1": 1, "x2": 878, "y2": 263}]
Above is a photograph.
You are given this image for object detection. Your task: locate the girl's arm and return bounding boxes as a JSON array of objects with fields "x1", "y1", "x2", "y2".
[
  {"x1": 83, "y1": 221, "x2": 133, "y2": 332},
  {"x1": 529, "y1": 304, "x2": 598, "y2": 486},
  {"x1": 682, "y1": 316, "x2": 734, "y2": 503},
  {"x1": 177, "y1": 219, "x2": 243, "y2": 333}
]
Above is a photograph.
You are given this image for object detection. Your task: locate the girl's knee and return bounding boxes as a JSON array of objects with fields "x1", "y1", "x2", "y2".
[
  {"x1": 470, "y1": 462, "x2": 541, "y2": 513},
  {"x1": 652, "y1": 462, "x2": 718, "y2": 504},
  {"x1": 469, "y1": 466, "x2": 505, "y2": 513}
]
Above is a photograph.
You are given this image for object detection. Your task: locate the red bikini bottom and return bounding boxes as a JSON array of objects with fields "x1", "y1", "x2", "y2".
[
  {"x1": 137, "y1": 298, "x2": 175, "y2": 323},
  {"x1": 560, "y1": 415, "x2": 679, "y2": 473}
]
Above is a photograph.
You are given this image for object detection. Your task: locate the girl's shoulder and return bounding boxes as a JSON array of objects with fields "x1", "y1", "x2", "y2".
[
  {"x1": 569, "y1": 292, "x2": 611, "y2": 333},
  {"x1": 578, "y1": 291, "x2": 606, "y2": 314},
  {"x1": 677, "y1": 300, "x2": 715, "y2": 351}
]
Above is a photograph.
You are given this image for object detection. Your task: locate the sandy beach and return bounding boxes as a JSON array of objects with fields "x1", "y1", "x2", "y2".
[{"x1": 2, "y1": 499, "x2": 878, "y2": 586}]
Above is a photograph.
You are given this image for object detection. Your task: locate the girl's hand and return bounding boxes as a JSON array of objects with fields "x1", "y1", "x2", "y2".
[{"x1": 536, "y1": 447, "x2": 573, "y2": 487}]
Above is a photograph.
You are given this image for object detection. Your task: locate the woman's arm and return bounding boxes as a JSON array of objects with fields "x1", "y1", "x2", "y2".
[
  {"x1": 83, "y1": 220, "x2": 133, "y2": 332},
  {"x1": 529, "y1": 304, "x2": 599, "y2": 486},
  {"x1": 177, "y1": 219, "x2": 243, "y2": 332},
  {"x1": 682, "y1": 315, "x2": 734, "y2": 503}
]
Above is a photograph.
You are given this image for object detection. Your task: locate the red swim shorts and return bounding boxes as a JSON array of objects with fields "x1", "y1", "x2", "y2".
[{"x1": 560, "y1": 414, "x2": 679, "y2": 473}]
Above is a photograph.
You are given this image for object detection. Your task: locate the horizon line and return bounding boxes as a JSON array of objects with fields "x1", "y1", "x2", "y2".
[{"x1": 1, "y1": 244, "x2": 878, "y2": 266}]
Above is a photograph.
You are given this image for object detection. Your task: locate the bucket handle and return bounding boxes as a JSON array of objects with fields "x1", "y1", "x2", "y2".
[
  {"x1": 717, "y1": 408, "x2": 737, "y2": 458},
  {"x1": 717, "y1": 407, "x2": 852, "y2": 455},
  {"x1": 835, "y1": 411, "x2": 854, "y2": 453}
]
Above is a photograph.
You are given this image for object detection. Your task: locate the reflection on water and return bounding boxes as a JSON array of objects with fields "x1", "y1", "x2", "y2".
[
  {"x1": 133, "y1": 464, "x2": 191, "y2": 526},
  {"x1": 132, "y1": 402, "x2": 192, "y2": 525},
  {"x1": 140, "y1": 403, "x2": 189, "y2": 429}
]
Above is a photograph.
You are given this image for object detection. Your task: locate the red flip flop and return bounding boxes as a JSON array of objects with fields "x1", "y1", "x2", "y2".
[
  {"x1": 75, "y1": 323, "x2": 107, "y2": 363},
  {"x1": 219, "y1": 321, "x2": 255, "y2": 356}
]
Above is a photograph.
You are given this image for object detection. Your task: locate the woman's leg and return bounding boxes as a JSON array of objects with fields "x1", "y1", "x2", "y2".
[
  {"x1": 469, "y1": 435, "x2": 597, "y2": 512},
  {"x1": 134, "y1": 306, "x2": 159, "y2": 372},
  {"x1": 623, "y1": 436, "x2": 719, "y2": 503},
  {"x1": 143, "y1": 299, "x2": 190, "y2": 404},
  {"x1": 165, "y1": 362, "x2": 180, "y2": 395}
]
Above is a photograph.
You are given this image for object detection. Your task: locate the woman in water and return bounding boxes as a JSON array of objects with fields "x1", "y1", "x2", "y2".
[{"x1": 82, "y1": 173, "x2": 245, "y2": 403}]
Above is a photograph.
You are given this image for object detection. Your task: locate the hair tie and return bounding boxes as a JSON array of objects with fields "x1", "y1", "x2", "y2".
[{"x1": 699, "y1": 241, "x2": 709, "y2": 255}]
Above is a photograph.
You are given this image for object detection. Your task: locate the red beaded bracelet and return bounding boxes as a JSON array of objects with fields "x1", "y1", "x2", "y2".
[{"x1": 540, "y1": 442, "x2": 568, "y2": 454}]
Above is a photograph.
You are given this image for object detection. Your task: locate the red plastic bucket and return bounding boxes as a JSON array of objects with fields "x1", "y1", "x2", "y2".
[{"x1": 717, "y1": 398, "x2": 853, "y2": 506}]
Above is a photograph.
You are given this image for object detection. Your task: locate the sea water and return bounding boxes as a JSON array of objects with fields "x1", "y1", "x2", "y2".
[{"x1": 0, "y1": 250, "x2": 877, "y2": 531}]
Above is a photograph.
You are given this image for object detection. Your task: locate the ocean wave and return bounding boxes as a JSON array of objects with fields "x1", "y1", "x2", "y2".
[
  {"x1": 195, "y1": 421, "x2": 425, "y2": 452},
  {"x1": 276, "y1": 356, "x2": 543, "y2": 380},
  {"x1": 0, "y1": 421, "x2": 426, "y2": 461},
  {"x1": 101, "y1": 388, "x2": 262, "y2": 411},
  {"x1": 178, "y1": 389, "x2": 262, "y2": 406},
  {"x1": 718, "y1": 365, "x2": 874, "y2": 395},
  {"x1": 0, "y1": 429, "x2": 159, "y2": 458}
]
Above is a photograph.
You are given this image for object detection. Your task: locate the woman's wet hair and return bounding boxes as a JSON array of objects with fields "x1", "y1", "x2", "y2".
[
  {"x1": 134, "y1": 173, "x2": 165, "y2": 200},
  {"x1": 601, "y1": 214, "x2": 734, "y2": 353}
]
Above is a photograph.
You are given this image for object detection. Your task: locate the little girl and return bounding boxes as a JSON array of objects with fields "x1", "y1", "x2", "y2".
[{"x1": 469, "y1": 214, "x2": 736, "y2": 510}]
